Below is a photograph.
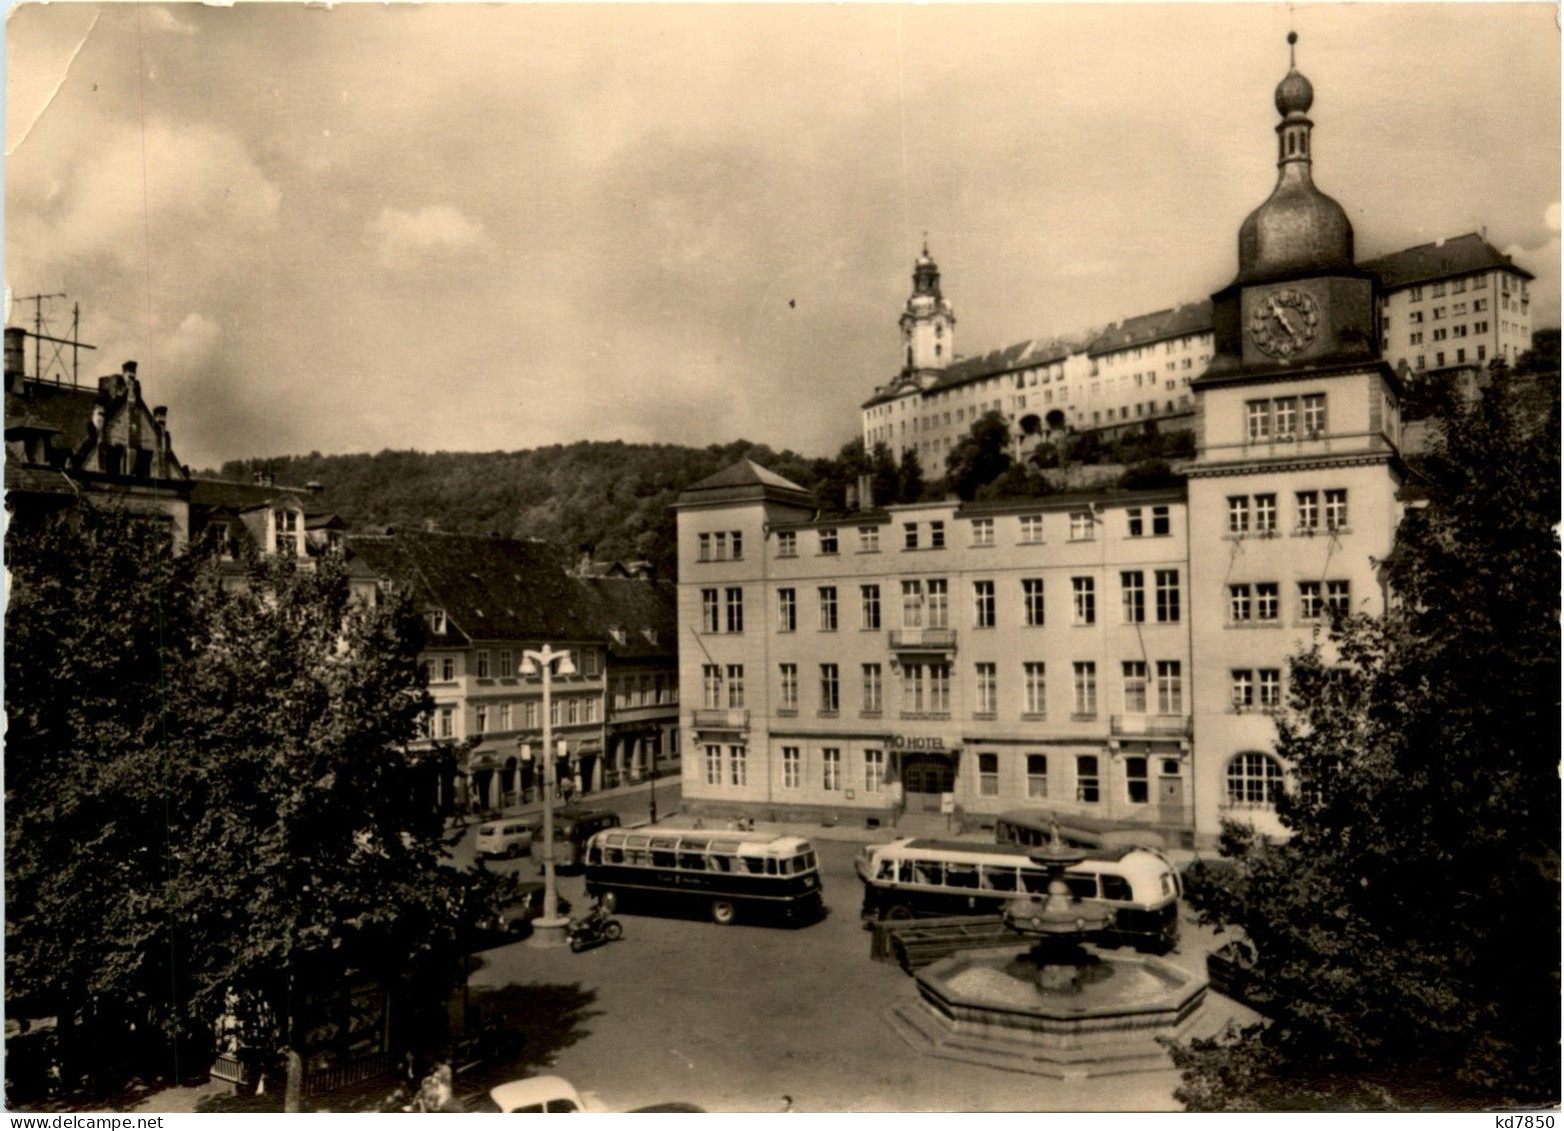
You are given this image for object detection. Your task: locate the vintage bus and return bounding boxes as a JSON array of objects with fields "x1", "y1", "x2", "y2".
[
  {"x1": 855, "y1": 837, "x2": 1182, "y2": 952},
  {"x1": 583, "y1": 829, "x2": 824, "y2": 926},
  {"x1": 993, "y1": 808, "x2": 1167, "y2": 852}
]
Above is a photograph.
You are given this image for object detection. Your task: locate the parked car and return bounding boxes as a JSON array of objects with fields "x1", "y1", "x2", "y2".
[
  {"x1": 475, "y1": 819, "x2": 535, "y2": 860},
  {"x1": 474, "y1": 882, "x2": 571, "y2": 937},
  {"x1": 476, "y1": 1075, "x2": 606, "y2": 1113},
  {"x1": 1205, "y1": 938, "x2": 1271, "y2": 1013}
]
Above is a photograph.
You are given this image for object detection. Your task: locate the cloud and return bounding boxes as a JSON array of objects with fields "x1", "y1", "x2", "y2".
[
  {"x1": 143, "y1": 7, "x2": 197, "y2": 36},
  {"x1": 365, "y1": 204, "x2": 490, "y2": 269},
  {"x1": 167, "y1": 312, "x2": 222, "y2": 370}
]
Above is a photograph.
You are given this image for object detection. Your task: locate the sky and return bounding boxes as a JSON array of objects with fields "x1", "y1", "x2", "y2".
[{"x1": 5, "y1": 3, "x2": 1559, "y2": 471}]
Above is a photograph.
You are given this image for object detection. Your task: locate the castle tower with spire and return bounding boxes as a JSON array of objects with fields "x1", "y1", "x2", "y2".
[
  {"x1": 898, "y1": 238, "x2": 956, "y2": 380},
  {"x1": 1186, "y1": 33, "x2": 1405, "y2": 845}
]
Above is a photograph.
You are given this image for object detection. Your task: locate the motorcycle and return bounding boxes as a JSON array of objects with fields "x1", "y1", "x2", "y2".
[{"x1": 567, "y1": 907, "x2": 624, "y2": 952}]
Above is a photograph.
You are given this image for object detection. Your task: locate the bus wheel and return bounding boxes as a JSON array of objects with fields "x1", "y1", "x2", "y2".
[
  {"x1": 883, "y1": 904, "x2": 914, "y2": 922},
  {"x1": 710, "y1": 900, "x2": 737, "y2": 926}
]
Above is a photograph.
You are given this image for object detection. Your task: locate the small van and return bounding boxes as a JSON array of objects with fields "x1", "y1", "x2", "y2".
[{"x1": 475, "y1": 820, "x2": 534, "y2": 860}]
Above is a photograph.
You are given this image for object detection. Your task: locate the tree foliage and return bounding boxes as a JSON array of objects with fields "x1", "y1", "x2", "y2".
[
  {"x1": 943, "y1": 410, "x2": 1013, "y2": 501},
  {"x1": 5, "y1": 506, "x2": 468, "y2": 1099},
  {"x1": 1170, "y1": 369, "x2": 1560, "y2": 1110}
]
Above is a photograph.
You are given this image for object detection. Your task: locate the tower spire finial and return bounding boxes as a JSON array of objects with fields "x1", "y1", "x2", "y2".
[
  {"x1": 1288, "y1": 30, "x2": 1298, "y2": 68},
  {"x1": 922, "y1": 231, "x2": 929, "y2": 256}
]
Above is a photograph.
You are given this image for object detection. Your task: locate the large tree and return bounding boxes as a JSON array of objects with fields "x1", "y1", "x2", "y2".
[
  {"x1": 944, "y1": 410, "x2": 1013, "y2": 500},
  {"x1": 5, "y1": 507, "x2": 465, "y2": 1106},
  {"x1": 1171, "y1": 367, "x2": 1560, "y2": 1110}
]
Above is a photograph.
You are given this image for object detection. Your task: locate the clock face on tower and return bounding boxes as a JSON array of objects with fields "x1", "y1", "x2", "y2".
[{"x1": 1248, "y1": 287, "x2": 1321, "y2": 360}]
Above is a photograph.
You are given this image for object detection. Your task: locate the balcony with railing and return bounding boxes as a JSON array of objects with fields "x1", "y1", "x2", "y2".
[
  {"x1": 692, "y1": 707, "x2": 750, "y2": 731},
  {"x1": 1110, "y1": 713, "x2": 1192, "y2": 738},
  {"x1": 887, "y1": 626, "x2": 958, "y2": 654}
]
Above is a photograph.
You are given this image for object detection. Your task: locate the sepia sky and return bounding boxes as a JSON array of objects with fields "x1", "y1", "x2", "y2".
[{"x1": 5, "y1": 3, "x2": 1559, "y2": 470}]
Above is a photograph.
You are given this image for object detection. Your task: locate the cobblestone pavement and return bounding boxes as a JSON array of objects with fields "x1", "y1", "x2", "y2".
[{"x1": 463, "y1": 836, "x2": 1253, "y2": 1114}]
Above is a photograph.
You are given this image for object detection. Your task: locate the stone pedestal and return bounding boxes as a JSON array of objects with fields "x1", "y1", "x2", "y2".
[{"x1": 527, "y1": 915, "x2": 571, "y2": 949}]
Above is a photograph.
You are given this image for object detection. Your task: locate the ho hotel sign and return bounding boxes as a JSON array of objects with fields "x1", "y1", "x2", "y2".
[{"x1": 887, "y1": 735, "x2": 948, "y2": 752}]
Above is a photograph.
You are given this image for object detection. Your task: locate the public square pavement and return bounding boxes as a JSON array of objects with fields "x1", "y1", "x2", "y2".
[{"x1": 461, "y1": 833, "x2": 1256, "y2": 1114}]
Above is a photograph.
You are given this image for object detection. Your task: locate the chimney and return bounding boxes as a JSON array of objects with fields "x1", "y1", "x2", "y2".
[
  {"x1": 576, "y1": 543, "x2": 596, "y2": 576},
  {"x1": 5, "y1": 327, "x2": 25, "y2": 390},
  {"x1": 253, "y1": 468, "x2": 275, "y2": 487},
  {"x1": 857, "y1": 472, "x2": 874, "y2": 510},
  {"x1": 153, "y1": 405, "x2": 168, "y2": 428},
  {"x1": 845, "y1": 482, "x2": 858, "y2": 511}
]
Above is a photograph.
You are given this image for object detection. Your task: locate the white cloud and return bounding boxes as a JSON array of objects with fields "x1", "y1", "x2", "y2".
[
  {"x1": 144, "y1": 7, "x2": 197, "y2": 36},
  {"x1": 365, "y1": 204, "x2": 490, "y2": 269},
  {"x1": 167, "y1": 312, "x2": 222, "y2": 370}
]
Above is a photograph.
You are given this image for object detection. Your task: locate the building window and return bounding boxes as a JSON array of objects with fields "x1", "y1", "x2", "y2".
[
  {"x1": 1024, "y1": 662, "x2": 1046, "y2": 716},
  {"x1": 779, "y1": 664, "x2": 798, "y2": 711},
  {"x1": 973, "y1": 580, "x2": 996, "y2": 628},
  {"x1": 1255, "y1": 494, "x2": 1277, "y2": 533},
  {"x1": 498, "y1": 650, "x2": 513, "y2": 678},
  {"x1": 1069, "y1": 511, "x2": 1095, "y2": 541},
  {"x1": 439, "y1": 657, "x2": 456, "y2": 682},
  {"x1": 697, "y1": 533, "x2": 711, "y2": 561},
  {"x1": 978, "y1": 753, "x2": 1000, "y2": 797},
  {"x1": 1229, "y1": 584, "x2": 1252, "y2": 622},
  {"x1": 778, "y1": 588, "x2": 796, "y2": 633},
  {"x1": 1155, "y1": 570, "x2": 1181, "y2": 623},
  {"x1": 782, "y1": 747, "x2": 801, "y2": 790},
  {"x1": 1126, "y1": 508, "x2": 1144, "y2": 537},
  {"x1": 1227, "y1": 496, "x2": 1250, "y2": 534},
  {"x1": 1299, "y1": 581, "x2": 1324, "y2": 620},
  {"x1": 1072, "y1": 577, "x2": 1096, "y2": 625},
  {"x1": 902, "y1": 662, "x2": 925, "y2": 713},
  {"x1": 702, "y1": 664, "x2": 722, "y2": 709},
  {"x1": 1019, "y1": 514, "x2": 1044, "y2": 543},
  {"x1": 903, "y1": 522, "x2": 919, "y2": 550},
  {"x1": 1122, "y1": 661, "x2": 1148, "y2": 713},
  {"x1": 728, "y1": 745, "x2": 748, "y2": 786},
  {"x1": 862, "y1": 663, "x2": 882, "y2": 713},
  {"x1": 725, "y1": 665, "x2": 745, "y2": 708},
  {"x1": 1022, "y1": 578, "x2": 1045, "y2": 626},
  {"x1": 1246, "y1": 400, "x2": 1271, "y2": 441},
  {"x1": 1072, "y1": 662, "x2": 1097, "y2": 718},
  {"x1": 1231, "y1": 669, "x2": 1254, "y2": 710},
  {"x1": 820, "y1": 665, "x2": 840, "y2": 713},
  {"x1": 1273, "y1": 397, "x2": 1298, "y2": 438},
  {"x1": 927, "y1": 579, "x2": 949, "y2": 627},
  {"x1": 819, "y1": 528, "x2": 839, "y2": 555},
  {"x1": 1259, "y1": 669, "x2": 1282, "y2": 709},
  {"x1": 725, "y1": 587, "x2": 744, "y2": 632},
  {"x1": 822, "y1": 748, "x2": 842, "y2": 791},
  {"x1": 865, "y1": 748, "x2": 885, "y2": 793},
  {"x1": 901, "y1": 580, "x2": 923, "y2": 627},
  {"x1": 274, "y1": 508, "x2": 299, "y2": 556},
  {"x1": 1076, "y1": 755, "x2": 1100, "y2": 803},
  {"x1": 1325, "y1": 489, "x2": 1348, "y2": 530},
  {"x1": 1152, "y1": 506, "x2": 1171, "y2": 536},
  {"x1": 1156, "y1": 660, "x2": 1183, "y2": 714},
  {"x1": 1026, "y1": 754, "x2": 1048, "y2": 799},
  {"x1": 971, "y1": 518, "x2": 995, "y2": 546},
  {"x1": 1126, "y1": 757, "x2": 1149, "y2": 804},
  {"x1": 524, "y1": 701, "x2": 538, "y2": 728},
  {"x1": 438, "y1": 706, "x2": 454, "y2": 739},
  {"x1": 701, "y1": 589, "x2": 720, "y2": 633},
  {"x1": 1302, "y1": 393, "x2": 1326, "y2": 435},
  {"x1": 1226, "y1": 752, "x2": 1284, "y2": 807},
  {"x1": 1296, "y1": 490, "x2": 1319, "y2": 531},
  {"x1": 858, "y1": 525, "x2": 880, "y2": 553},
  {"x1": 975, "y1": 663, "x2": 997, "y2": 715},
  {"x1": 1255, "y1": 582, "x2": 1279, "y2": 621},
  {"x1": 704, "y1": 744, "x2": 722, "y2": 786},
  {"x1": 929, "y1": 521, "x2": 946, "y2": 549},
  {"x1": 1121, "y1": 571, "x2": 1145, "y2": 623},
  {"x1": 474, "y1": 704, "x2": 488, "y2": 734},
  {"x1": 929, "y1": 663, "x2": 951, "y2": 714},
  {"x1": 818, "y1": 587, "x2": 838, "y2": 632},
  {"x1": 860, "y1": 585, "x2": 881, "y2": 630},
  {"x1": 1326, "y1": 579, "x2": 1351, "y2": 617},
  {"x1": 476, "y1": 650, "x2": 491, "y2": 678},
  {"x1": 777, "y1": 531, "x2": 797, "y2": 557}
]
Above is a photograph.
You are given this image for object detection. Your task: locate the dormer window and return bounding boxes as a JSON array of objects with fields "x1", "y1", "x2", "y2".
[
  {"x1": 428, "y1": 609, "x2": 448, "y2": 634},
  {"x1": 610, "y1": 626, "x2": 628, "y2": 646}
]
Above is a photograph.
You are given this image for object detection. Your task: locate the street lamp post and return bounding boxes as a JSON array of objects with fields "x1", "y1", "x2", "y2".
[{"x1": 520, "y1": 644, "x2": 576, "y2": 948}]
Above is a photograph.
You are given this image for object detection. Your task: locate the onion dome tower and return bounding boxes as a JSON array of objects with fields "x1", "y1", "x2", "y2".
[
  {"x1": 898, "y1": 237, "x2": 956, "y2": 380},
  {"x1": 1203, "y1": 33, "x2": 1381, "y2": 379}
]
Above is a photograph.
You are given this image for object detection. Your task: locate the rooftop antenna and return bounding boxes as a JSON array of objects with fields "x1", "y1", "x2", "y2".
[{"x1": 15, "y1": 293, "x2": 96, "y2": 384}]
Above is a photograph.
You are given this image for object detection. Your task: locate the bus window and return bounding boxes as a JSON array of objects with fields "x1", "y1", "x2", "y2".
[
  {"x1": 876, "y1": 860, "x2": 895, "y2": 882},
  {"x1": 679, "y1": 852, "x2": 706, "y2": 871},
  {"x1": 606, "y1": 847, "x2": 624, "y2": 864},
  {"x1": 981, "y1": 865, "x2": 1017, "y2": 892},
  {"x1": 898, "y1": 860, "x2": 918, "y2": 884},
  {"x1": 914, "y1": 862, "x2": 942, "y2": 886},
  {"x1": 1020, "y1": 868, "x2": 1049, "y2": 894},
  {"x1": 793, "y1": 855, "x2": 812, "y2": 875},
  {"x1": 652, "y1": 848, "x2": 676, "y2": 867},
  {"x1": 1101, "y1": 874, "x2": 1132, "y2": 902},
  {"x1": 946, "y1": 863, "x2": 979, "y2": 889},
  {"x1": 707, "y1": 853, "x2": 732, "y2": 873},
  {"x1": 626, "y1": 849, "x2": 649, "y2": 865},
  {"x1": 741, "y1": 856, "x2": 766, "y2": 874},
  {"x1": 1065, "y1": 874, "x2": 1098, "y2": 900},
  {"x1": 766, "y1": 859, "x2": 778, "y2": 876}
]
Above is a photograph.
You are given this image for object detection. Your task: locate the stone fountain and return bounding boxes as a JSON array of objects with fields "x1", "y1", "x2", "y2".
[{"x1": 888, "y1": 822, "x2": 1210, "y2": 1079}]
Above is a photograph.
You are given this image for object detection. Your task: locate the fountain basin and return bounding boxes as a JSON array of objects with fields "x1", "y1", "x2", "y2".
[{"x1": 889, "y1": 944, "x2": 1209, "y2": 1078}]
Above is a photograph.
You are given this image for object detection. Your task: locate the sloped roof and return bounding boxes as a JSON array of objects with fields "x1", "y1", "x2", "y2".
[
  {"x1": 348, "y1": 530, "x2": 601, "y2": 647},
  {"x1": 573, "y1": 576, "x2": 677, "y2": 662},
  {"x1": 686, "y1": 459, "x2": 806, "y2": 493},
  {"x1": 1088, "y1": 301, "x2": 1213, "y2": 357},
  {"x1": 7, "y1": 382, "x2": 100, "y2": 454},
  {"x1": 1359, "y1": 233, "x2": 1535, "y2": 289},
  {"x1": 189, "y1": 477, "x2": 318, "y2": 513}
]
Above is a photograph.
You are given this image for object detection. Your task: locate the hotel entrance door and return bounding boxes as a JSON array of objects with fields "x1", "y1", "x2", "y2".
[{"x1": 901, "y1": 752, "x2": 955, "y2": 812}]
